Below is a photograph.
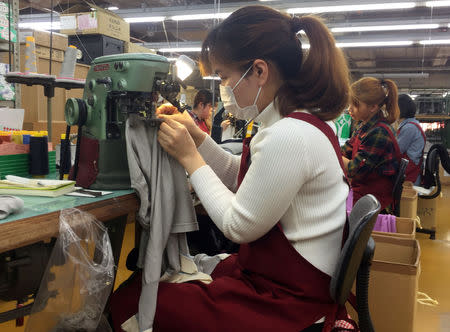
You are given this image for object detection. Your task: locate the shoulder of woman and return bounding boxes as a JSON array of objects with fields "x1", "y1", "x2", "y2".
[{"x1": 252, "y1": 118, "x2": 309, "y2": 147}]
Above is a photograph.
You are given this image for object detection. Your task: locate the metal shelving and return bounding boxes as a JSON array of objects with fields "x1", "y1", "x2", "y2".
[{"x1": 0, "y1": 0, "x2": 20, "y2": 108}]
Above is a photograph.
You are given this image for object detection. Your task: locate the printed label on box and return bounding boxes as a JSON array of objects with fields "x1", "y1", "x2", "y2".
[
  {"x1": 0, "y1": 108, "x2": 24, "y2": 131},
  {"x1": 77, "y1": 13, "x2": 98, "y2": 30},
  {"x1": 60, "y1": 15, "x2": 77, "y2": 30}
]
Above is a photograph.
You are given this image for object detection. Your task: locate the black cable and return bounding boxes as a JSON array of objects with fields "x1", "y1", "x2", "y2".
[{"x1": 70, "y1": 99, "x2": 88, "y2": 182}]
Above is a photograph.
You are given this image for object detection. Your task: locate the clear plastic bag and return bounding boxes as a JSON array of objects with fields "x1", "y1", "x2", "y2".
[{"x1": 25, "y1": 208, "x2": 115, "y2": 332}]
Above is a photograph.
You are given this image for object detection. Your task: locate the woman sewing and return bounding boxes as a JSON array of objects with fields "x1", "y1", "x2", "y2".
[{"x1": 113, "y1": 5, "x2": 355, "y2": 331}]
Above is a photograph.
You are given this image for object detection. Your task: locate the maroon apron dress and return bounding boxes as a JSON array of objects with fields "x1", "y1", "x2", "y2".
[
  {"x1": 351, "y1": 122, "x2": 401, "y2": 211},
  {"x1": 110, "y1": 112, "x2": 355, "y2": 332},
  {"x1": 397, "y1": 121, "x2": 426, "y2": 183}
]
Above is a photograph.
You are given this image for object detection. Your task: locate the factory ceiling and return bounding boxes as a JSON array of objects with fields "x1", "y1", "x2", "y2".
[{"x1": 18, "y1": 0, "x2": 450, "y2": 91}]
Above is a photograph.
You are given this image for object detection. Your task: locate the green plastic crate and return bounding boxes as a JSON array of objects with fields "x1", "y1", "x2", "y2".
[{"x1": 0, "y1": 151, "x2": 56, "y2": 179}]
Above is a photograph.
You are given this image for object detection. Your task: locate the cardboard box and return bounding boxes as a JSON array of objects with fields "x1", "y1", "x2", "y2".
[
  {"x1": 373, "y1": 217, "x2": 416, "y2": 239},
  {"x1": 20, "y1": 29, "x2": 68, "y2": 51},
  {"x1": 439, "y1": 164, "x2": 450, "y2": 185},
  {"x1": 348, "y1": 235, "x2": 420, "y2": 332},
  {"x1": 370, "y1": 235, "x2": 420, "y2": 332},
  {"x1": 34, "y1": 45, "x2": 65, "y2": 62},
  {"x1": 60, "y1": 3, "x2": 129, "y2": 42},
  {"x1": 124, "y1": 42, "x2": 156, "y2": 54},
  {"x1": 399, "y1": 188, "x2": 418, "y2": 220},
  {"x1": 417, "y1": 196, "x2": 439, "y2": 230}
]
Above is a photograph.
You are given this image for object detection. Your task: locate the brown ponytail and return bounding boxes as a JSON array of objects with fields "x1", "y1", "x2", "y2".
[
  {"x1": 200, "y1": 6, "x2": 350, "y2": 121},
  {"x1": 279, "y1": 15, "x2": 350, "y2": 121},
  {"x1": 350, "y1": 77, "x2": 399, "y2": 124}
]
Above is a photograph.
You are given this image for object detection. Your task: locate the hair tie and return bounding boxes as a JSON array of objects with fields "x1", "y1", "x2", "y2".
[
  {"x1": 291, "y1": 16, "x2": 303, "y2": 34},
  {"x1": 379, "y1": 79, "x2": 388, "y2": 96}
]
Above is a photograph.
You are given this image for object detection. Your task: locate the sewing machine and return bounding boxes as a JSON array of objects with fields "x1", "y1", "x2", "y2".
[{"x1": 64, "y1": 53, "x2": 183, "y2": 189}]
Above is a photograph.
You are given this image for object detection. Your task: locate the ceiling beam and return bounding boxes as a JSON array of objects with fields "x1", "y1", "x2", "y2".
[{"x1": 432, "y1": 48, "x2": 450, "y2": 66}]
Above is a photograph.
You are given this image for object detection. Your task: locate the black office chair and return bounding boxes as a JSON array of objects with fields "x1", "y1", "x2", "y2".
[
  {"x1": 421, "y1": 143, "x2": 450, "y2": 199},
  {"x1": 329, "y1": 194, "x2": 381, "y2": 332},
  {"x1": 415, "y1": 143, "x2": 450, "y2": 239},
  {"x1": 392, "y1": 158, "x2": 409, "y2": 216}
]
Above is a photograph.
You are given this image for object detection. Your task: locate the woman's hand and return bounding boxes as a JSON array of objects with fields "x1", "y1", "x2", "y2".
[
  {"x1": 158, "y1": 117, "x2": 206, "y2": 175},
  {"x1": 158, "y1": 111, "x2": 206, "y2": 147},
  {"x1": 156, "y1": 103, "x2": 180, "y2": 115},
  {"x1": 221, "y1": 119, "x2": 231, "y2": 130}
]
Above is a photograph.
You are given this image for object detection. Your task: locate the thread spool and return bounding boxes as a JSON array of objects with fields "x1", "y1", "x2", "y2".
[
  {"x1": 24, "y1": 36, "x2": 37, "y2": 74},
  {"x1": 59, "y1": 45, "x2": 78, "y2": 78},
  {"x1": 29, "y1": 134, "x2": 49, "y2": 176}
]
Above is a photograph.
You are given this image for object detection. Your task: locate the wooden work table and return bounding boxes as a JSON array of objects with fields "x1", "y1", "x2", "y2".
[{"x1": 0, "y1": 190, "x2": 139, "y2": 255}]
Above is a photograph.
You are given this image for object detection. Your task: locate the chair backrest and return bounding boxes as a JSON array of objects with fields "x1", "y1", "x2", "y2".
[
  {"x1": 392, "y1": 158, "x2": 409, "y2": 216},
  {"x1": 330, "y1": 194, "x2": 381, "y2": 305}
]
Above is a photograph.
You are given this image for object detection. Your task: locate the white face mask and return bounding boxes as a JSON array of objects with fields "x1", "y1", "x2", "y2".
[{"x1": 219, "y1": 64, "x2": 262, "y2": 120}]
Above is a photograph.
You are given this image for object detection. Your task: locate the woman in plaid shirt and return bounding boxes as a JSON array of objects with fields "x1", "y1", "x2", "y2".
[{"x1": 342, "y1": 77, "x2": 401, "y2": 210}]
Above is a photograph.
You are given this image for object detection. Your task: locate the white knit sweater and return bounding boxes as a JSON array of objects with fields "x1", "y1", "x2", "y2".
[{"x1": 190, "y1": 102, "x2": 349, "y2": 276}]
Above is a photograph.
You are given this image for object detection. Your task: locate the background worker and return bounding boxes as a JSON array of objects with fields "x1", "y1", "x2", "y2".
[
  {"x1": 342, "y1": 77, "x2": 401, "y2": 211},
  {"x1": 397, "y1": 94, "x2": 426, "y2": 184},
  {"x1": 187, "y1": 89, "x2": 214, "y2": 134}
]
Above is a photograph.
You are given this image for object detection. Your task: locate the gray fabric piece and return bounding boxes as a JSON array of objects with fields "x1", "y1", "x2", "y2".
[
  {"x1": 125, "y1": 114, "x2": 198, "y2": 332},
  {"x1": 0, "y1": 195, "x2": 24, "y2": 219},
  {"x1": 193, "y1": 253, "x2": 227, "y2": 275}
]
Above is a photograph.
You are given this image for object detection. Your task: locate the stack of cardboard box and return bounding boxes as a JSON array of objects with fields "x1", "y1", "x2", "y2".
[{"x1": 60, "y1": 3, "x2": 131, "y2": 64}]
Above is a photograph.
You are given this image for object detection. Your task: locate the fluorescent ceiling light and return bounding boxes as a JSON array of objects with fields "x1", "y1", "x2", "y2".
[
  {"x1": 426, "y1": 1, "x2": 450, "y2": 7},
  {"x1": 363, "y1": 73, "x2": 429, "y2": 78},
  {"x1": 19, "y1": 21, "x2": 61, "y2": 30},
  {"x1": 107, "y1": 6, "x2": 119, "y2": 10},
  {"x1": 171, "y1": 13, "x2": 230, "y2": 21},
  {"x1": 159, "y1": 47, "x2": 202, "y2": 52},
  {"x1": 287, "y1": 2, "x2": 416, "y2": 14},
  {"x1": 332, "y1": 24, "x2": 440, "y2": 33},
  {"x1": 420, "y1": 39, "x2": 450, "y2": 44},
  {"x1": 125, "y1": 16, "x2": 166, "y2": 23},
  {"x1": 202, "y1": 76, "x2": 221, "y2": 80},
  {"x1": 337, "y1": 41, "x2": 414, "y2": 48},
  {"x1": 410, "y1": 94, "x2": 418, "y2": 99},
  {"x1": 157, "y1": 41, "x2": 414, "y2": 52}
]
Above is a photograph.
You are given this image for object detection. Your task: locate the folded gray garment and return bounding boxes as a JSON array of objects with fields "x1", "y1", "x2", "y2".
[{"x1": 0, "y1": 195, "x2": 24, "y2": 219}]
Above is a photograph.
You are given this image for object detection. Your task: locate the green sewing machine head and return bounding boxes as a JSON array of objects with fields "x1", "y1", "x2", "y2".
[{"x1": 64, "y1": 53, "x2": 192, "y2": 189}]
